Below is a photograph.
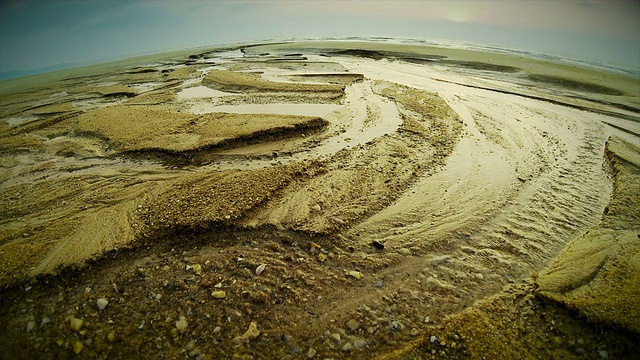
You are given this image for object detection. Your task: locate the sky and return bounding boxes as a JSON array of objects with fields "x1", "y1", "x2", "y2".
[{"x1": 0, "y1": 0, "x2": 639, "y2": 74}]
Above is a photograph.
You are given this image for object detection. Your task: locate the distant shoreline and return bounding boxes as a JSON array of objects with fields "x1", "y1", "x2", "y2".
[{"x1": 2, "y1": 37, "x2": 638, "y2": 82}]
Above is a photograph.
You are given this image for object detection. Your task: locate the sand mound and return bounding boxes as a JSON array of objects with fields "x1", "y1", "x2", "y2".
[
  {"x1": 536, "y1": 137, "x2": 640, "y2": 333},
  {"x1": 74, "y1": 105, "x2": 328, "y2": 156}
]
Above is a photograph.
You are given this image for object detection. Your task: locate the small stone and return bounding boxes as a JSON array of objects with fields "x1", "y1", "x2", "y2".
[
  {"x1": 97, "y1": 298, "x2": 109, "y2": 310},
  {"x1": 56, "y1": 339, "x2": 64, "y2": 347},
  {"x1": 307, "y1": 347, "x2": 317, "y2": 358},
  {"x1": 186, "y1": 340, "x2": 196, "y2": 351},
  {"x1": 347, "y1": 319, "x2": 360, "y2": 331},
  {"x1": 233, "y1": 321, "x2": 260, "y2": 343},
  {"x1": 430, "y1": 335, "x2": 437, "y2": 343},
  {"x1": 348, "y1": 270, "x2": 363, "y2": 280},
  {"x1": 211, "y1": 291, "x2": 226, "y2": 299},
  {"x1": 70, "y1": 317, "x2": 83, "y2": 331},
  {"x1": 42, "y1": 317, "x2": 51, "y2": 324},
  {"x1": 162, "y1": 265, "x2": 170, "y2": 271},
  {"x1": 599, "y1": 350, "x2": 608, "y2": 359},
  {"x1": 108, "y1": 332, "x2": 116, "y2": 342},
  {"x1": 397, "y1": 248, "x2": 412, "y2": 255},
  {"x1": 318, "y1": 253, "x2": 327, "y2": 262},
  {"x1": 475, "y1": 273, "x2": 484, "y2": 280},
  {"x1": 342, "y1": 342, "x2": 353, "y2": 351},
  {"x1": 255, "y1": 264, "x2": 267, "y2": 276},
  {"x1": 411, "y1": 328, "x2": 419, "y2": 336},
  {"x1": 213, "y1": 326, "x2": 221, "y2": 333},
  {"x1": 311, "y1": 204, "x2": 321, "y2": 212},
  {"x1": 73, "y1": 341, "x2": 83, "y2": 354},
  {"x1": 189, "y1": 348, "x2": 202, "y2": 357},
  {"x1": 353, "y1": 339, "x2": 368, "y2": 349},
  {"x1": 176, "y1": 317, "x2": 188, "y2": 334},
  {"x1": 27, "y1": 321, "x2": 35, "y2": 332},
  {"x1": 330, "y1": 333, "x2": 341, "y2": 342},
  {"x1": 192, "y1": 264, "x2": 203, "y2": 275}
]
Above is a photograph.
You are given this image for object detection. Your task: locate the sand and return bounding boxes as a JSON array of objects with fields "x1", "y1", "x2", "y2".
[{"x1": 0, "y1": 41, "x2": 638, "y2": 359}]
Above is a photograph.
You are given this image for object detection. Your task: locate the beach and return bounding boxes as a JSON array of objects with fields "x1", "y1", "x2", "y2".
[{"x1": 1, "y1": 40, "x2": 638, "y2": 359}]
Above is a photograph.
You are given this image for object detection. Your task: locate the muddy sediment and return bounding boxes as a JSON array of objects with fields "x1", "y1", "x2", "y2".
[{"x1": 0, "y1": 41, "x2": 639, "y2": 359}]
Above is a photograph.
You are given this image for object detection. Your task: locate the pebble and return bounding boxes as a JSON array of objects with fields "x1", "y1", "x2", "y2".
[
  {"x1": 255, "y1": 264, "x2": 267, "y2": 276},
  {"x1": 186, "y1": 340, "x2": 196, "y2": 351},
  {"x1": 176, "y1": 317, "x2": 188, "y2": 334},
  {"x1": 233, "y1": 321, "x2": 260, "y2": 343},
  {"x1": 347, "y1": 270, "x2": 363, "y2": 280},
  {"x1": 108, "y1": 332, "x2": 116, "y2": 342},
  {"x1": 211, "y1": 291, "x2": 226, "y2": 299},
  {"x1": 430, "y1": 335, "x2": 437, "y2": 343},
  {"x1": 70, "y1": 317, "x2": 83, "y2": 331},
  {"x1": 330, "y1": 333, "x2": 341, "y2": 342},
  {"x1": 475, "y1": 273, "x2": 484, "y2": 280},
  {"x1": 347, "y1": 319, "x2": 360, "y2": 331},
  {"x1": 353, "y1": 339, "x2": 368, "y2": 349},
  {"x1": 411, "y1": 328, "x2": 419, "y2": 336},
  {"x1": 341, "y1": 342, "x2": 353, "y2": 351},
  {"x1": 318, "y1": 253, "x2": 327, "y2": 262},
  {"x1": 397, "y1": 248, "x2": 412, "y2": 255},
  {"x1": 192, "y1": 264, "x2": 203, "y2": 275},
  {"x1": 26, "y1": 321, "x2": 35, "y2": 332},
  {"x1": 311, "y1": 204, "x2": 321, "y2": 212},
  {"x1": 213, "y1": 326, "x2": 221, "y2": 334},
  {"x1": 599, "y1": 350, "x2": 608, "y2": 359},
  {"x1": 189, "y1": 348, "x2": 202, "y2": 357},
  {"x1": 97, "y1": 298, "x2": 109, "y2": 310},
  {"x1": 73, "y1": 341, "x2": 83, "y2": 355},
  {"x1": 307, "y1": 347, "x2": 317, "y2": 358}
]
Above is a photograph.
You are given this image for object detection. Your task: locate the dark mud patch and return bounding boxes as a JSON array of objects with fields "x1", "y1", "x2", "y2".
[
  {"x1": 332, "y1": 49, "x2": 447, "y2": 64},
  {"x1": 127, "y1": 67, "x2": 158, "y2": 74},
  {"x1": 440, "y1": 60, "x2": 519, "y2": 73},
  {"x1": 567, "y1": 95, "x2": 640, "y2": 114},
  {"x1": 333, "y1": 49, "x2": 386, "y2": 60},
  {"x1": 526, "y1": 74, "x2": 624, "y2": 96}
]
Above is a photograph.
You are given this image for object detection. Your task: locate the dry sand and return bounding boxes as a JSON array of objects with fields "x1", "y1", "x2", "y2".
[{"x1": 0, "y1": 41, "x2": 638, "y2": 359}]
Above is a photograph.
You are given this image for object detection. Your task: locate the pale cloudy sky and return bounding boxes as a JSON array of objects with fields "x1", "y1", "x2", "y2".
[{"x1": 0, "y1": 0, "x2": 639, "y2": 73}]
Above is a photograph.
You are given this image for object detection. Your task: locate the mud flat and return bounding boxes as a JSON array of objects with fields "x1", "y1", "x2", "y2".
[{"x1": 0, "y1": 41, "x2": 638, "y2": 359}]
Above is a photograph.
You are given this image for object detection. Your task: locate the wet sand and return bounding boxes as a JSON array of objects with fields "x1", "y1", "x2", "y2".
[{"x1": 0, "y1": 41, "x2": 638, "y2": 359}]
